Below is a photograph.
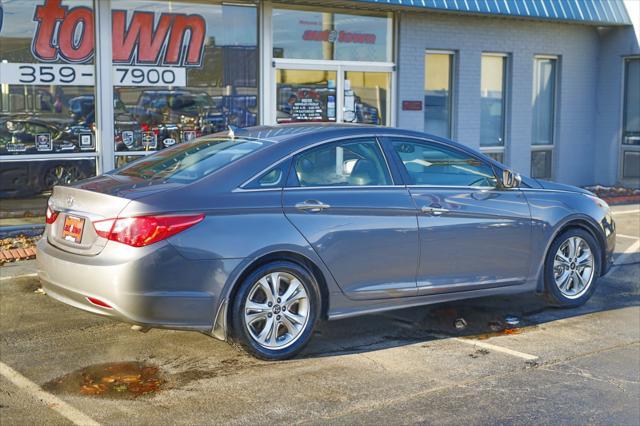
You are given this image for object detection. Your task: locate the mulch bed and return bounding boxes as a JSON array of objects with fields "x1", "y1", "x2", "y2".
[{"x1": 584, "y1": 185, "x2": 640, "y2": 205}]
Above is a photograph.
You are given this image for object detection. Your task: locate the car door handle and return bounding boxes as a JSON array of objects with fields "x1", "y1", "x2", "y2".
[
  {"x1": 295, "y1": 200, "x2": 331, "y2": 212},
  {"x1": 421, "y1": 206, "x2": 449, "y2": 216}
]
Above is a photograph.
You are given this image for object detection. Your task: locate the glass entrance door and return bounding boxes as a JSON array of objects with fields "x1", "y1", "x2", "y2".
[
  {"x1": 272, "y1": 64, "x2": 392, "y2": 126},
  {"x1": 275, "y1": 69, "x2": 338, "y2": 124}
]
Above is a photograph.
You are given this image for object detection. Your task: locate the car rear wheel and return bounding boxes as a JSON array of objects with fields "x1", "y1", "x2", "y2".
[
  {"x1": 230, "y1": 261, "x2": 320, "y2": 360},
  {"x1": 544, "y1": 228, "x2": 601, "y2": 307}
]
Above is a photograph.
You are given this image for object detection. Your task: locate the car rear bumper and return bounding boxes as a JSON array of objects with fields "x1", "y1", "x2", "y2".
[{"x1": 37, "y1": 238, "x2": 241, "y2": 332}]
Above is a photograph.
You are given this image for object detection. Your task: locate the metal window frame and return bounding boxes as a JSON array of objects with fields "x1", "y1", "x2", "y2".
[
  {"x1": 266, "y1": 3, "x2": 396, "y2": 127},
  {"x1": 424, "y1": 49, "x2": 456, "y2": 139},
  {"x1": 530, "y1": 54, "x2": 560, "y2": 180},
  {"x1": 479, "y1": 52, "x2": 509, "y2": 159},
  {"x1": 619, "y1": 55, "x2": 640, "y2": 184}
]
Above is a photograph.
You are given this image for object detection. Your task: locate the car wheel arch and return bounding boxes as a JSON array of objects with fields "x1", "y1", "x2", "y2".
[
  {"x1": 216, "y1": 250, "x2": 330, "y2": 340},
  {"x1": 536, "y1": 217, "x2": 607, "y2": 293}
]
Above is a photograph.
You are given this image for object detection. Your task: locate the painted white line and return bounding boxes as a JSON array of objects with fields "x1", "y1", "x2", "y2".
[
  {"x1": 427, "y1": 332, "x2": 539, "y2": 361},
  {"x1": 0, "y1": 362, "x2": 100, "y2": 426},
  {"x1": 0, "y1": 273, "x2": 38, "y2": 281},
  {"x1": 617, "y1": 234, "x2": 640, "y2": 240},
  {"x1": 452, "y1": 337, "x2": 539, "y2": 361},
  {"x1": 611, "y1": 209, "x2": 640, "y2": 216},
  {"x1": 613, "y1": 239, "x2": 640, "y2": 268}
]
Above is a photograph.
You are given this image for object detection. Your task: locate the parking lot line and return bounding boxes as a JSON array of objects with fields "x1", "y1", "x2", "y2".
[
  {"x1": 0, "y1": 273, "x2": 37, "y2": 281},
  {"x1": 0, "y1": 362, "x2": 100, "y2": 426},
  {"x1": 611, "y1": 209, "x2": 640, "y2": 216},
  {"x1": 617, "y1": 234, "x2": 639, "y2": 240},
  {"x1": 450, "y1": 337, "x2": 539, "y2": 361},
  {"x1": 613, "y1": 240, "x2": 640, "y2": 269}
]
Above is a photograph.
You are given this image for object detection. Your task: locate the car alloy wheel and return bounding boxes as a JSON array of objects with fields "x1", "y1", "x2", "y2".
[
  {"x1": 553, "y1": 236, "x2": 595, "y2": 299},
  {"x1": 243, "y1": 271, "x2": 310, "y2": 350}
]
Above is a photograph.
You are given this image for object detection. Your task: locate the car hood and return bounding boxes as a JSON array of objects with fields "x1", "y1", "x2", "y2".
[{"x1": 535, "y1": 179, "x2": 593, "y2": 195}]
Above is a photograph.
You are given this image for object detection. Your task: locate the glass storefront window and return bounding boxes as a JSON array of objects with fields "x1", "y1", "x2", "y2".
[
  {"x1": 424, "y1": 52, "x2": 454, "y2": 138},
  {"x1": 532, "y1": 57, "x2": 557, "y2": 146},
  {"x1": 110, "y1": 1, "x2": 258, "y2": 155},
  {"x1": 272, "y1": 8, "x2": 391, "y2": 62},
  {"x1": 0, "y1": 0, "x2": 97, "y2": 156},
  {"x1": 0, "y1": 0, "x2": 97, "y2": 225},
  {"x1": 480, "y1": 54, "x2": 507, "y2": 147},
  {"x1": 343, "y1": 71, "x2": 388, "y2": 125},
  {"x1": 276, "y1": 70, "x2": 337, "y2": 123}
]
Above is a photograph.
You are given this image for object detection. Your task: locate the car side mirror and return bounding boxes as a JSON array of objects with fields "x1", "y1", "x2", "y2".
[{"x1": 501, "y1": 169, "x2": 521, "y2": 189}]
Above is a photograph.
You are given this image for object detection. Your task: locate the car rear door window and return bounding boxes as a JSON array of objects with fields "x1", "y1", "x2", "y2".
[
  {"x1": 391, "y1": 139, "x2": 497, "y2": 187},
  {"x1": 291, "y1": 138, "x2": 391, "y2": 187}
]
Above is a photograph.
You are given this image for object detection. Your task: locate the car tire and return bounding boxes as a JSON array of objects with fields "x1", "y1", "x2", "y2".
[
  {"x1": 230, "y1": 261, "x2": 320, "y2": 360},
  {"x1": 544, "y1": 228, "x2": 601, "y2": 308}
]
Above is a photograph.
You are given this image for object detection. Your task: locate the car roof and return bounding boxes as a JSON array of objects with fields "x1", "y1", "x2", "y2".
[{"x1": 226, "y1": 123, "x2": 454, "y2": 146}]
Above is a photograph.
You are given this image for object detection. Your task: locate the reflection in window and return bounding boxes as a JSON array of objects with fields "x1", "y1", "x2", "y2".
[
  {"x1": 111, "y1": 1, "x2": 258, "y2": 154},
  {"x1": 272, "y1": 8, "x2": 390, "y2": 62},
  {"x1": 621, "y1": 57, "x2": 640, "y2": 180},
  {"x1": 293, "y1": 139, "x2": 391, "y2": 187},
  {"x1": 276, "y1": 70, "x2": 337, "y2": 123},
  {"x1": 0, "y1": 158, "x2": 96, "y2": 225},
  {"x1": 115, "y1": 137, "x2": 267, "y2": 183},
  {"x1": 424, "y1": 52, "x2": 454, "y2": 138},
  {"x1": 480, "y1": 55, "x2": 507, "y2": 147},
  {"x1": 531, "y1": 150, "x2": 552, "y2": 179},
  {"x1": 0, "y1": 0, "x2": 97, "y2": 158},
  {"x1": 343, "y1": 72, "x2": 389, "y2": 125},
  {"x1": 392, "y1": 139, "x2": 497, "y2": 187},
  {"x1": 532, "y1": 58, "x2": 557, "y2": 146}
]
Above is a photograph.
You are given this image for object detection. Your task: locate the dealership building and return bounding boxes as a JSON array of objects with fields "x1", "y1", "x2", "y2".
[{"x1": 0, "y1": 0, "x2": 639, "y2": 227}]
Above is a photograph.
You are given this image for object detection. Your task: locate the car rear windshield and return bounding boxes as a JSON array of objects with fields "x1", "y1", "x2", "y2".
[{"x1": 114, "y1": 137, "x2": 269, "y2": 183}]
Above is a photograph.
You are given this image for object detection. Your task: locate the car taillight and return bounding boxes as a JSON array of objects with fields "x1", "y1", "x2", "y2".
[
  {"x1": 45, "y1": 205, "x2": 59, "y2": 224},
  {"x1": 92, "y1": 214, "x2": 204, "y2": 247}
]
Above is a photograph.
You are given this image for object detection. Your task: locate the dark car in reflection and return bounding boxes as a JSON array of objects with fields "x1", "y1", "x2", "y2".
[
  {"x1": 0, "y1": 116, "x2": 89, "y2": 154},
  {"x1": 0, "y1": 116, "x2": 95, "y2": 198}
]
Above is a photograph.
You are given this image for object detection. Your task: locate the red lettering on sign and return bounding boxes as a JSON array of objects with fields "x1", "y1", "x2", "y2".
[
  {"x1": 58, "y1": 6, "x2": 94, "y2": 62},
  {"x1": 164, "y1": 15, "x2": 206, "y2": 66},
  {"x1": 112, "y1": 11, "x2": 172, "y2": 64},
  {"x1": 30, "y1": 0, "x2": 206, "y2": 67},
  {"x1": 32, "y1": 0, "x2": 67, "y2": 61}
]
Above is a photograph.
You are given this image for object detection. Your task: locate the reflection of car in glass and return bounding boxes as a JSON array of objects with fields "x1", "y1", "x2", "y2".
[
  {"x1": 0, "y1": 159, "x2": 95, "y2": 199},
  {"x1": 38, "y1": 125, "x2": 615, "y2": 361},
  {"x1": 0, "y1": 116, "x2": 80, "y2": 154},
  {"x1": 125, "y1": 90, "x2": 257, "y2": 149}
]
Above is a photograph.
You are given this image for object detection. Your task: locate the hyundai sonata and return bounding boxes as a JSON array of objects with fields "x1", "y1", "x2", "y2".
[{"x1": 38, "y1": 124, "x2": 616, "y2": 360}]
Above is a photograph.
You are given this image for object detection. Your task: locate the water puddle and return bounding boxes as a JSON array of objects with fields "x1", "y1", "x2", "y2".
[{"x1": 43, "y1": 361, "x2": 165, "y2": 399}]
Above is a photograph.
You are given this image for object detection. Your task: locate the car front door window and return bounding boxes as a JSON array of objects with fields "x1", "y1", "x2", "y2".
[
  {"x1": 391, "y1": 139, "x2": 497, "y2": 187},
  {"x1": 292, "y1": 138, "x2": 391, "y2": 187}
]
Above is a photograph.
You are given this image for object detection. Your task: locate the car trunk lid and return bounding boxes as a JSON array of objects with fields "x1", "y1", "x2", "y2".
[{"x1": 47, "y1": 185, "x2": 133, "y2": 256}]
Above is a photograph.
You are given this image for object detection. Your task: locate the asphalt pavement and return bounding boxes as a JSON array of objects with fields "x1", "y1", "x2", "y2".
[{"x1": 1, "y1": 204, "x2": 638, "y2": 425}]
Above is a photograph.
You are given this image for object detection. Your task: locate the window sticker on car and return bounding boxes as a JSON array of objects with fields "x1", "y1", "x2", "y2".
[{"x1": 35, "y1": 133, "x2": 52, "y2": 152}]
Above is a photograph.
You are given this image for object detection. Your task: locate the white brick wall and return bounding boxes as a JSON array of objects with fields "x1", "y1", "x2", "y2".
[{"x1": 396, "y1": 12, "x2": 636, "y2": 186}]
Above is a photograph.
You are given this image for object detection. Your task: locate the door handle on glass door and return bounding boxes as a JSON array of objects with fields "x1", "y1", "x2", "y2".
[
  {"x1": 295, "y1": 200, "x2": 331, "y2": 212},
  {"x1": 421, "y1": 206, "x2": 449, "y2": 215}
]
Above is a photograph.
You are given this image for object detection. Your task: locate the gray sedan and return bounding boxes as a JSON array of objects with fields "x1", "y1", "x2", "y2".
[{"x1": 37, "y1": 125, "x2": 616, "y2": 360}]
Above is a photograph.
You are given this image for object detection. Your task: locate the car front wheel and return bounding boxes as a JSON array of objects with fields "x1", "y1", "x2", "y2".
[
  {"x1": 230, "y1": 261, "x2": 320, "y2": 360},
  {"x1": 544, "y1": 228, "x2": 601, "y2": 308}
]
